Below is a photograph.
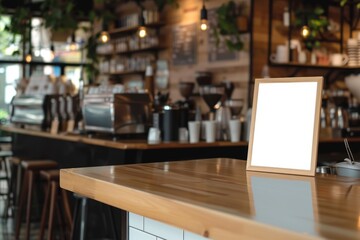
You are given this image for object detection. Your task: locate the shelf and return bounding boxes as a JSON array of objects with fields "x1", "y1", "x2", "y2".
[
  {"x1": 237, "y1": 30, "x2": 250, "y2": 34},
  {"x1": 269, "y1": 62, "x2": 360, "y2": 70},
  {"x1": 115, "y1": 46, "x2": 166, "y2": 55},
  {"x1": 0, "y1": 59, "x2": 87, "y2": 67},
  {"x1": 98, "y1": 46, "x2": 165, "y2": 57},
  {"x1": 101, "y1": 70, "x2": 145, "y2": 76},
  {"x1": 109, "y1": 22, "x2": 166, "y2": 35}
]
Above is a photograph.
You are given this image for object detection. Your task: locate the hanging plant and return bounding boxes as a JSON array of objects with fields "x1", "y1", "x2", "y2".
[
  {"x1": 294, "y1": 6, "x2": 329, "y2": 51},
  {"x1": 340, "y1": 0, "x2": 360, "y2": 8},
  {"x1": 212, "y1": 0, "x2": 246, "y2": 52},
  {"x1": 2, "y1": 6, "x2": 31, "y2": 52},
  {"x1": 40, "y1": 0, "x2": 78, "y2": 31}
]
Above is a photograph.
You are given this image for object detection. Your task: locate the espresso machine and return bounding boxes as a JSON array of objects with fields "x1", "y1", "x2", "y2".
[
  {"x1": 82, "y1": 92, "x2": 152, "y2": 136},
  {"x1": 11, "y1": 94, "x2": 55, "y2": 130}
]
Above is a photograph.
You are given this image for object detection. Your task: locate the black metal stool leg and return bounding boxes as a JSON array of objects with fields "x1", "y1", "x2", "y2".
[
  {"x1": 106, "y1": 205, "x2": 119, "y2": 239},
  {"x1": 70, "y1": 196, "x2": 80, "y2": 240},
  {"x1": 79, "y1": 197, "x2": 87, "y2": 240}
]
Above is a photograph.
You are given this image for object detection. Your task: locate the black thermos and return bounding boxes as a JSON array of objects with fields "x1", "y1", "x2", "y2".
[
  {"x1": 162, "y1": 105, "x2": 180, "y2": 142},
  {"x1": 178, "y1": 106, "x2": 189, "y2": 128}
]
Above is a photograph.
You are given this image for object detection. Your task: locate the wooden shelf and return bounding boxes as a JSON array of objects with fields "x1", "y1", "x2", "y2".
[
  {"x1": 115, "y1": 46, "x2": 166, "y2": 55},
  {"x1": 98, "y1": 46, "x2": 166, "y2": 57},
  {"x1": 0, "y1": 59, "x2": 87, "y2": 67},
  {"x1": 269, "y1": 62, "x2": 360, "y2": 70},
  {"x1": 109, "y1": 22, "x2": 165, "y2": 35},
  {"x1": 101, "y1": 70, "x2": 145, "y2": 76}
]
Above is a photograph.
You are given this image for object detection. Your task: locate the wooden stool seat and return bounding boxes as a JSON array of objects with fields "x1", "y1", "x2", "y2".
[
  {"x1": 15, "y1": 160, "x2": 58, "y2": 240},
  {"x1": 40, "y1": 169, "x2": 59, "y2": 181},
  {"x1": 21, "y1": 160, "x2": 58, "y2": 170},
  {"x1": 9, "y1": 157, "x2": 21, "y2": 165},
  {"x1": 39, "y1": 169, "x2": 72, "y2": 240}
]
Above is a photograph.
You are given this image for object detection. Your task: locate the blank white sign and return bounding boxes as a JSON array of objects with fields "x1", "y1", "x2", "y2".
[{"x1": 247, "y1": 77, "x2": 323, "y2": 176}]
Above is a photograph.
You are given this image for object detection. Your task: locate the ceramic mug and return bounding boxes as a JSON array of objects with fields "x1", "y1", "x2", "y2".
[
  {"x1": 298, "y1": 51, "x2": 307, "y2": 64},
  {"x1": 270, "y1": 45, "x2": 289, "y2": 63},
  {"x1": 330, "y1": 53, "x2": 349, "y2": 66}
]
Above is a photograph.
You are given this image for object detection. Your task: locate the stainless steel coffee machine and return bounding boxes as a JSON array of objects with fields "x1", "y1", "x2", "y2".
[
  {"x1": 10, "y1": 95, "x2": 53, "y2": 130},
  {"x1": 10, "y1": 94, "x2": 80, "y2": 131},
  {"x1": 82, "y1": 93, "x2": 151, "y2": 134}
]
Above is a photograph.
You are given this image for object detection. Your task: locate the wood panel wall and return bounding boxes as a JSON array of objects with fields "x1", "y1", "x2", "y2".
[
  {"x1": 112, "y1": 0, "x2": 251, "y2": 113},
  {"x1": 104, "y1": 0, "x2": 350, "y2": 111},
  {"x1": 252, "y1": 0, "x2": 351, "y2": 88}
]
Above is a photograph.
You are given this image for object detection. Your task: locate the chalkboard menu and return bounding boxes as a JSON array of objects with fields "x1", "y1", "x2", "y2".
[
  {"x1": 172, "y1": 23, "x2": 197, "y2": 65},
  {"x1": 208, "y1": 8, "x2": 239, "y2": 62}
]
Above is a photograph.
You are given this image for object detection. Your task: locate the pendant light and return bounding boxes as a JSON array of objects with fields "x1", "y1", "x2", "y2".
[
  {"x1": 200, "y1": 0, "x2": 208, "y2": 31},
  {"x1": 25, "y1": 20, "x2": 32, "y2": 63},
  {"x1": 25, "y1": 50, "x2": 32, "y2": 63},
  {"x1": 50, "y1": 42, "x2": 55, "y2": 59},
  {"x1": 301, "y1": 25, "x2": 310, "y2": 38},
  {"x1": 69, "y1": 32, "x2": 78, "y2": 51},
  {"x1": 138, "y1": 10, "x2": 147, "y2": 38},
  {"x1": 99, "y1": 22, "x2": 110, "y2": 43},
  {"x1": 300, "y1": 17, "x2": 310, "y2": 39}
]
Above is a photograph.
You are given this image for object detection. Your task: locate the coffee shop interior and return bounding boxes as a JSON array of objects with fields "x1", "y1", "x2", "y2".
[{"x1": 0, "y1": 0, "x2": 360, "y2": 239}]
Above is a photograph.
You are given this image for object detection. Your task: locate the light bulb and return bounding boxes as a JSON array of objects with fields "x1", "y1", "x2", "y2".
[
  {"x1": 200, "y1": 3, "x2": 208, "y2": 31},
  {"x1": 200, "y1": 19, "x2": 208, "y2": 31},
  {"x1": 69, "y1": 42, "x2": 77, "y2": 51},
  {"x1": 301, "y1": 25, "x2": 310, "y2": 38},
  {"x1": 138, "y1": 26, "x2": 147, "y2": 38},
  {"x1": 99, "y1": 31, "x2": 110, "y2": 43},
  {"x1": 25, "y1": 53, "x2": 32, "y2": 63},
  {"x1": 50, "y1": 45, "x2": 55, "y2": 59},
  {"x1": 69, "y1": 33, "x2": 77, "y2": 51},
  {"x1": 49, "y1": 51, "x2": 55, "y2": 60}
]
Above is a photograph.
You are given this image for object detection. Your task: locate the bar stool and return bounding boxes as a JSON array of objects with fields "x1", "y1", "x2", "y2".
[
  {"x1": 15, "y1": 160, "x2": 58, "y2": 240},
  {"x1": 3, "y1": 156, "x2": 21, "y2": 218},
  {"x1": 0, "y1": 150, "x2": 12, "y2": 199},
  {"x1": 71, "y1": 195, "x2": 119, "y2": 240},
  {"x1": 39, "y1": 169, "x2": 72, "y2": 240}
]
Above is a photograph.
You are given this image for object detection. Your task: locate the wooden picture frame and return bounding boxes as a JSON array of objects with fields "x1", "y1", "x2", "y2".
[{"x1": 246, "y1": 77, "x2": 323, "y2": 176}]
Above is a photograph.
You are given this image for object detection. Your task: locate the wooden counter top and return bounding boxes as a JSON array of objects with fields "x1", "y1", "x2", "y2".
[
  {"x1": 0, "y1": 125, "x2": 247, "y2": 150},
  {"x1": 2, "y1": 125, "x2": 360, "y2": 151},
  {"x1": 60, "y1": 158, "x2": 360, "y2": 240}
]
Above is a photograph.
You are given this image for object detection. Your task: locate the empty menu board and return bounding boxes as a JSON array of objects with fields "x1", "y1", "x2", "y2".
[{"x1": 172, "y1": 23, "x2": 197, "y2": 65}]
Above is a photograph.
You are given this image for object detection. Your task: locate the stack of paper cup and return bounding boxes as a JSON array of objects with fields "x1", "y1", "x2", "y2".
[
  {"x1": 188, "y1": 121, "x2": 201, "y2": 143},
  {"x1": 347, "y1": 38, "x2": 358, "y2": 66},
  {"x1": 204, "y1": 120, "x2": 216, "y2": 143},
  {"x1": 228, "y1": 119, "x2": 241, "y2": 142}
]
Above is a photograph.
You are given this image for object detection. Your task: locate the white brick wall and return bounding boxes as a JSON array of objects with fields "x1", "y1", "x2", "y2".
[{"x1": 128, "y1": 212, "x2": 210, "y2": 240}]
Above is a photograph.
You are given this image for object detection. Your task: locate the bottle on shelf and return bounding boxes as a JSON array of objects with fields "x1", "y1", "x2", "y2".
[
  {"x1": 283, "y1": 7, "x2": 289, "y2": 27},
  {"x1": 144, "y1": 65, "x2": 155, "y2": 98}
]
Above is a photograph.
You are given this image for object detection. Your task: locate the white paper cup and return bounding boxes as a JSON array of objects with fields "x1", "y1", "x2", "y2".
[
  {"x1": 179, "y1": 127, "x2": 189, "y2": 142},
  {"x1": 188, "y1": 121, "x2": 200, "y2": 143},
  {"x1": 204, "y1": 120, "x2": 216, "y2": 143},
  {"x1": 147, "y1": 127, "x2": 161, "y2": 144},
  {"x1": 229, "y1": 119, "x2": 241, "y2": 142}
]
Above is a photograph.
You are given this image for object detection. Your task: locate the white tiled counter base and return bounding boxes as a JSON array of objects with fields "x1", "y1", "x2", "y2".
[{"x1": 129, "y1": 212, "x2": 210, "y2": 240}]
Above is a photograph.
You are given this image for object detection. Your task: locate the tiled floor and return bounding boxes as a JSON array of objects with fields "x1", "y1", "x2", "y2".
[{"x1": 0, "y1": 218, "x2": 42, "y2": 240}]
